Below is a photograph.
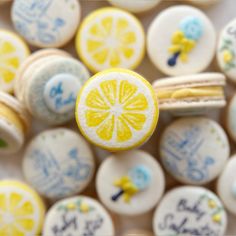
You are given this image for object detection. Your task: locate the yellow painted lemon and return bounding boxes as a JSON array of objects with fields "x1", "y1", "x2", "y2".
[
  {"x1": 75, "y1": 68, "x2": 159, "y2": 151},
  {"x1": 76, "y1": 7, "x2": 145, "y2": 73}
]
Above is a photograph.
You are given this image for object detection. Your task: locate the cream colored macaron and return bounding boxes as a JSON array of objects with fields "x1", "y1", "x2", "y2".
[
  {"x1": 0, "y1": 180, "x2": 46, "y2": 236},
  {"x1": 0, "y1": 92, "x2": 30, "y2": 155},
  {"x1": 76, "y1": 7, "x2": 145, "y2": 73},
  {"x1": 75, "y1": 68, "x2": 159, "y2": 151}
]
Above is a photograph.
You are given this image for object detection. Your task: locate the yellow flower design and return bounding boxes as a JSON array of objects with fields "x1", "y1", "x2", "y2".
[
  {"x1": 85, "y1": 79, "x2": 148, "y2": 143},
  {"x1": 223, "y1": 49, "x2": 234, "y2": 63}
]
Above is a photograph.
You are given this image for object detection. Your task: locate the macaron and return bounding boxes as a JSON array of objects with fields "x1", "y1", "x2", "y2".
[
  {"x1": 217, "y1": 18, "x2": 236, "y2": 83},
  {"x1": 147, "y1": 5, "x2": 216, "y2": 76},
  {"x1": 23, "y1": 128, "x2": 95, "y2": 200},
  {"x1": 0, "y1": 180, "x2": 46, "y2": 236},
  {"x1": 153, "y1": 186, "x2": 227, "y2": 236},
  {"x1": 217, "y1": 155, "x2": 236, "y2": 216},
  {"x1": 96, "y1": 150, "x2": 165, "y2": 216},
  {"x1": 226, "y1": 94, "x2": 236, "y2": 142},
  {"x1": 0, "y1": 29, "x2": 30, "y2": 93},
  {"x1": 107, "y1": 0, "x2": 162, "y2": 13},
  {"x1": 76, "y1": 7, "x2": 145, "y2": 73},
  {"x1": 0, "y1": 91, "x2": 30, "y2": 155},
  {"x1": 14, "y1": 49, "x2": 90, "y2": 125},
  {"x1": 75, "y1": 68, "x2": 159, "y2": 151},
  {"x1": 160, "y1": 117, "x2": 229, "y2": 184},
  {"x1": 122, "y1": 229, "x2": 154, "y2": 236},
  {"x1": 153, "y1": 73, "x2": 226, "y2": 116},
  {"x1": 11, "y1": 0, "x2": 81, "y2": 48},
  {"x1": 43, "y1": 196, "x2": 115, "y2": 236}
]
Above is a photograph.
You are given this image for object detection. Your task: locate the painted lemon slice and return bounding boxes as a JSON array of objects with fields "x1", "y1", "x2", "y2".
[
  {"x1": 76, "y1": 7, "x2": 145, "y2": 73},
  {"x1": 0, "y1": 180, "x2": 45, "y2": 236},
  {"x1": 76, "y1": 69, "x2": 159, "y2": 151},
  {"x1": 0, "y1": 30, "x2": 30, "y2": 93}
]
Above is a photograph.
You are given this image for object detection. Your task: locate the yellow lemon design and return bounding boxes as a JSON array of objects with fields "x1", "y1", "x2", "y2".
[
  {"x1": 0, "y1": 30, "x2": 30, "y2": 93},
  {"x1": 0, "y1": 180, "x2": 45, "y2": 236},
  {"x1": 76, "y1": 69, "x2": 158, "y2": 151},
  {"x1": 76, "y1": 7, "x2": 145, "y2": 73}
]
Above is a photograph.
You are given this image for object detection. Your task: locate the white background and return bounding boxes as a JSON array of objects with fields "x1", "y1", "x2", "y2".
[{"x1": 0, "y1": 0, "x2": 236, "y2": 235}]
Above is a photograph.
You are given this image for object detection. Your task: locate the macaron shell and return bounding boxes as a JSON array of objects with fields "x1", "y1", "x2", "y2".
[
  {"x1": 217, "y1": 19, "x2": 236, "y2": 83},
  {"x1": 0, "y1": 29, "x2": 30, "y2": 93},
  {"x1": 96, "y1": 150, "x2": 165, "y2": 216},
  {"x1": 76, "y1": 7, "x2": 145, "y2": 73},
  {"x1": 75, "y1": 68, "x2": 159, "y2": 151},
  {"x1": 43, "y1": 196, "x2": 115, "y2": 236},
  {"x1": 147, "y1": 5, "x2": 216, "y2": 76},
  {"x1": 0, "y1": 180, "x2": 45, "y2": 235},
  {"x1": 11, "y1": 0, "x2": 81, "y2": 48},
  {"x1": 217, "y1": 156, "x2": 236, "y2": 216},
  {"x1": 153, "y1": 186, "x2": 227, "y2": 236},
  {"x1": 160, "y1": 117, "x2": 229, "y2": 184},
  {"x1": 23, "y1": 128, "x2": 95, "y2": 199}
]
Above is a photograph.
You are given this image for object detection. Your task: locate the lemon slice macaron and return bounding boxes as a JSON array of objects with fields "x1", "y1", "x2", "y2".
[
  {"x1": 76, "y1": 7, "x2": 145, "y2": 73},
  {"x1": 0, "y1": 180, "x2": 45, "y2": 236},
  {"x1": 75, "y1": 69, "x2": 159, "y2": 151}
]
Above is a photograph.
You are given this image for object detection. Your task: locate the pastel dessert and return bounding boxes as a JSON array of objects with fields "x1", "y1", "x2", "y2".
[
  {"x1": 96, "y1": 150, "x2": 165, "y2": 216},
  {"x1": 14, "y1": 49, "x2": 90, "y2": 125},
  {"x1": 153, "y1": 186, "x2": 227, "y2": 236},
  {"x1": 217, "y1": 18, "x2": 236, "y2": 83},
  {"x1": 76, "y1": 7, "x2": 145, "y2": 73},
  {"x1": 0, "y1": 180, "x2": 46, "y2": 236},
  {"x1": 160, "y1": 117, "x2": 229, "y2": 184},
  {"x1": 0, "y1": 92, "x2": 30, "y2": 155},
  {"x1": 75, "y1": 68, "x2": 159, "y2": 151},
  {"x1": 153, "y1": 73, "x2": 226, "y2": 116},
  {"x1": 11, "y1": 0, "x2": 81, "y2": 48},
  {"x1": 43, "y1": 196, "x2": 115, "y2": 236},
  {"x1": 147, "y1": 5, "x2": 216, "y2": 76},
  {"x1": 107, "y1": 0, "x2": 162, "y2": 13},
  {"x1": 0, "y1": 29, "x2": 30, "y2": 93},
  {"x1": 217, "y1": 155, "x2": 236, "y2": 216},
  {"x1": 23, "y1": 128, "x2": 95, "y2": 200}
]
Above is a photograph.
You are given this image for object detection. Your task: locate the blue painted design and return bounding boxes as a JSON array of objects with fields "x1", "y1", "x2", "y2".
[
  {"x1": 12, "y1": 0, "x2": 67, "y2": 45},
  {"x1": 180, "y1": 16, "x2": 203, "y2": 40}
]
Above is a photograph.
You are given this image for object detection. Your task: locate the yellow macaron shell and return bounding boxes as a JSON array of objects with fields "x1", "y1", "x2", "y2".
[{"x1": 0, "y1": 180, "x2": 46, "y2": 235}]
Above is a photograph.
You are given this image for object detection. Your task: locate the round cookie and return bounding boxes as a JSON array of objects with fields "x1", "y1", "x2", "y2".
[
  {"x1": 217, "y1": 155, "x2": 236, "y2": 216},
  {"x1": 153, "y1": 186, "x2": 227, "y2": 236},
  {"x1": 11, "y1": 0, "x2": 81, "y2": 48},
  {"x1": 226, "y1": 94, "x2": 236, "y2": 142},
  {"x1": 147, "y1": 5, "x2": 216, "y2": 76},
  {"x1": 23, "y1": 128, "x2": 95, "y2": 200},
  {"x1": 96, "y1": 150, "x2": 165, "y2": 216},
  {"x1": 0, "y1": 29, "x2": 30, "y2": 93},
  {"x1": 0, "y1": 92, "x2": 30, "y2": 155},
  {"x1": 43, "y1": 196, "x2": 115, "y2": 236},
  {"x1": 76, "y1": 7, "x2": 145, "y2": 73},
  {"x1": 122, "y1": 229, "x2": 154, "y2": 236},
  {"x1": 15, "y1": 50, "x2": 89, "y2": 125},
  {"x1": 217, "y1": 18, "x2": 236, "y2": 83},
  {"x1": 0, "y1": 180, "x2": 45, "y2": 236},
  {"x1": 160, "y1": 117, "x2": 229, "y2": 184},
  {"x1": 107, "y1": 0, "x2": 162, "y2": 13},
  {"x1": 75, "y1": 68, "x2": 159, "y2": 151}
]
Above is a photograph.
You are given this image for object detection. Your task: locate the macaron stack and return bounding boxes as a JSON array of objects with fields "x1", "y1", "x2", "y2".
[{"x1": 0, "y1": 0, "x2": 236, "y2": 235}]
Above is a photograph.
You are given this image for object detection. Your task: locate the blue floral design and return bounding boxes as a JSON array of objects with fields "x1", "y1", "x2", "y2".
[{"x1": 180, "y1": 16, "x2": 203, "y2": 41}]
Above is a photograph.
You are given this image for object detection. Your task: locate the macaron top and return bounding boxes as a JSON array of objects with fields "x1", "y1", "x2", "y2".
[
  {"x1": 217, "y1": 18, "x2": 236, "y2": 83},
  {"x1": 96, "y1": 150, "x2": 165, "y2": 216},
  {"x1": 153, "y1": 186, "x2": 227, "y2": 236},
  {"x1": 43, "y1": 196, "x2": 115, "y2": 236},
  {"x1": 217, "y1": 156, "x2": 236, "y2": 216},
  {"x1": 23, "y1": 128, "x2": 95, "y2": 200},
  {"x1": 0, "y1": 180, "x2": 46, "y2": 236},
  {"x1": 11, "y1": 0, "x2": 81, "y2": 48},
  {"x1": 160, "y1": 117, "x2": 229, "y2": 184},
  {"x1": 76, "y1": 7, "x2": 145, "y2": 73},
  {"x1": 0, "y1": 29, "x2": 30, "y2": 93},
  {"x1": 75, "y1": 68, "x2": 159, "y2": 151},
  {"x1": 147, "y1": 5, "x2": 216, "y2": 76}
]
